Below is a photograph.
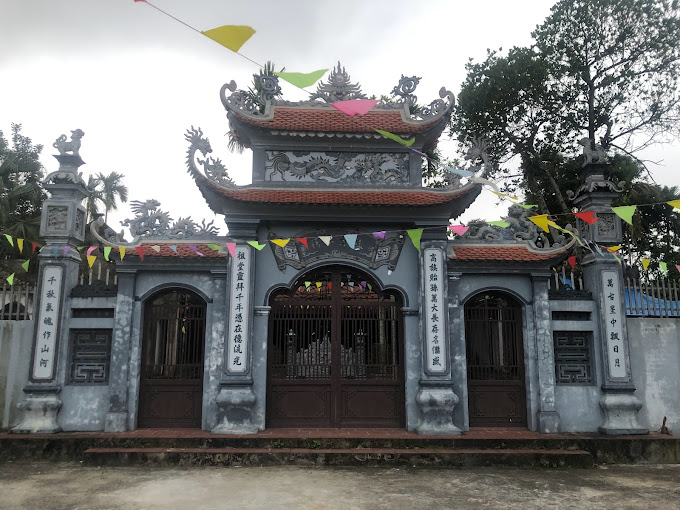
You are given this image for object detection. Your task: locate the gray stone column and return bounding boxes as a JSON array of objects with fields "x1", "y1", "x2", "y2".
[
  {"x1": 104, "y1": 270, "x2": 136, "y2": 432},
  {"x1": 571, "y1": 161, "x2": 647, "y2": 435},
  {"x1": 415, "y1": 236, "x2": 461, "y2": 435},
  {"x1": 12, "y1": 141, "x2": 88, "y2": 433},
  {"x1": 531, "y1": 273, "x2": 560, "y2": 433}
]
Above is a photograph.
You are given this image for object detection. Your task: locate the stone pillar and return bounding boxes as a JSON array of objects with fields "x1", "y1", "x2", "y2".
[
  {"x1": 104, "y1": 270, "x2": 136, "y2": 432},
  {"x1": 571, "y1": 161, "x2": 648, "y2": 435},
  {"x1": 415, "y1": 235, "x2": 461, "y2": 435},
  {"x1": 12, "y1": 141, "x2": 88, "y2": 433},
  {"x1": 212, "y1": 244, "x2": 258, "y2": 434},
  {"x1": 531, "y1": 273, "x2": 560, "y2": 433}
]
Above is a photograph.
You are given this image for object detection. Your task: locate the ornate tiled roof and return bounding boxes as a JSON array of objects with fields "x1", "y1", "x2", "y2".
[
  {"x1": 448, "y1": 244, "x2": 569, "y2": 262},
  {"x1": 114, "y1": 242, "x2": 227, "y2": 258}
]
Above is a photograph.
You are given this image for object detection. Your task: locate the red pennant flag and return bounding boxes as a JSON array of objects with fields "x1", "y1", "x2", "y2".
[
  {"x1": 295, "y1": 237, "x2": 309, "y2": 249},
  {"x1": 31, "y1": 241, "x2": 38, "y2": 254},
  {"x1": 327, "y1": 282, "x2": 332, "y2": 290},
  {"x1": 135, "y1": 246, "x2": 145, "y2": 260},
  {"x1": 574, "y1": 211, "x2": 599, "y2": 225},
  {"x1": 567, "y1": 256, "x2": 576, "y2": 269}
]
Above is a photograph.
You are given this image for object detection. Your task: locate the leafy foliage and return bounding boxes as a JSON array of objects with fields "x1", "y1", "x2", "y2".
[{"x1": 86, "y1": 171, "x2": 129, "y2": 225}]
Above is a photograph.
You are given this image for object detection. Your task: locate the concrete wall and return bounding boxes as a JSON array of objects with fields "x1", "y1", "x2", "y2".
[
  {"x1": 628, "y1": 318, "x2": 680, "y2": 434},
  {"x1": 0, "y1": 320, "x2": 34, "y2": 429}
]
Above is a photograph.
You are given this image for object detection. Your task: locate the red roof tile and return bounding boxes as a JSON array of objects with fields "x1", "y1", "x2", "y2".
[
  {"x1": 115, "y1": 243, "x2": 227, "y2": 259},
  {"x1": 232, "y1": 107, "x2": 441, "y2": 134},
  {"x1": 450, "y1": 245, "x2": 566, "y2": 262}
]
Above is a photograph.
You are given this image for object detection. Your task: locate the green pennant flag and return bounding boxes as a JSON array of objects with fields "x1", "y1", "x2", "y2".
[
  {"x1": 21, "y1": 260, "x2": 30, "y2": 272},
  {"x1": 247, "y1": 241, "x2": 266, "y2": 251},
  {"x1": 489, "y1": 220, "x2": 510, "y2": 228},
  {"x1": 375, "y1": 129, "x2": 415, "y2": 147},
  {"x1": 3, "y1": 234, "x2": 13, "y2": 247},
  {"x1": 407, "y1": 228, "x2": 423, "y2": 252},
  {"x1": 207, "y1": 243, "x2": 222, "y2": 251},
  {"x1": 512, "y1": 202, "x2": 537, "y2": 210},
  {"x1": 6, "y1": 273, "x2": 14, "y2": 285},
  {"x1": 275, "y1": 69, "x2": 328, "y2": 88},
  {"x1": 76, "y1": 246, "x2": 85, "y2": 251},
  {"x1": 103, "y1": 246, "x2": 112, "y2": 261},
  {"x1": 611, "y1": 205, "x2": 636, "y2": 225},
  {"x1": 659, "y1": 261, "x2": 668, "y2": 274}
]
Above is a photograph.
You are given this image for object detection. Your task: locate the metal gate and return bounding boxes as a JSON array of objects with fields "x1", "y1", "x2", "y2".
[
  {"x1": 267, "y1": 267, "x2": 405, "y2": 428},
  {"x1": 138, "y1": 290, "x2": 206, "y2": 428},
  {"x1": 464, "y1": 292, "x2": 527, "y2": 427}
]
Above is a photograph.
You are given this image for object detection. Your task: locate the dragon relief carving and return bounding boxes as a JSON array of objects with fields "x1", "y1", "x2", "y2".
[
  {"x1": 120, "y1": 199, "x2": 218, "y2": 239},
  {"x1": 184, "y1": 126, "x2": 234, "y2": 187}
]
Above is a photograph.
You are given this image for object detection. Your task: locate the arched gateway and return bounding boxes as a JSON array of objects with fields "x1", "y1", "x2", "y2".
[{"x1": 267, "y1": 266, "x2": 405, "y2": 428}]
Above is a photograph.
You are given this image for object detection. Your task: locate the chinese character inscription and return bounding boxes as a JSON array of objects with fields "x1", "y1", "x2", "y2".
[
  {"x1": 424, "y1": 248, "x2": 446, "y2": 373},
  {"x1": 32, "y1": 266, "x2": 63, "y2": 379}
]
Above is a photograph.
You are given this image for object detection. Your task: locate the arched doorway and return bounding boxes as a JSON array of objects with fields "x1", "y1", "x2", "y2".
[
  {"x1": 267, "y1": 266, "x2": 405, "y2": 428},
  {"x1": 464, "y1": 291, "x2": 527, "y2": 427},
  {"x1": 138, "y1": 289, "x2": 207, "y2": 428}
]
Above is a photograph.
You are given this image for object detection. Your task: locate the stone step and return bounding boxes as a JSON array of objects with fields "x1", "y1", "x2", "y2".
[{"x1": 82, "y1": 447, "x2": 594, "y2": 468}]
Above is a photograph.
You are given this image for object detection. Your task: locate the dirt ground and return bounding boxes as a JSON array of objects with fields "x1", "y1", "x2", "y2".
[{"x1": 1, "y1": 461, "x2": 679, "y2": 510}]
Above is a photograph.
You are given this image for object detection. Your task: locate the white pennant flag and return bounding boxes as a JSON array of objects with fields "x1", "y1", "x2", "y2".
[{"x1": 319, "y1": 235, "x2": 332, "y2": 246}]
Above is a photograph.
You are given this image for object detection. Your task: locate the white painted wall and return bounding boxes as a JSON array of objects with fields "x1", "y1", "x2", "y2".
[{"x1": 0, "y1": 320, "x2": 33, "y2": 429}]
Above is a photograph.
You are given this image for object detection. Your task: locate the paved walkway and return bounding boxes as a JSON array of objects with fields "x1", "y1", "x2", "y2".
[{"x1": 1, "y1": 462, "x2": 679, "y2": 510}]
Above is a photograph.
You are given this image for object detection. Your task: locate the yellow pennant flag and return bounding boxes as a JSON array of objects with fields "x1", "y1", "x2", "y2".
[
  {"x1": 17, "y1": 238, "x2": 24, "y2": 252},
  {"x1": 316, "y1": 282, "x2": 322, "y2": 289},
  {"x1": 119, "y1": 246, "x2": 126, "y2": 261},
  {"x1": 667, "y1": 200, "x2": 680, "y2": 210},
  {"x1": 642, "y1": 258, "x2": 651, "y2": 271},
  {"x1": 605, "y1": 245, "x2": 622, "y2": 252},
  {"x1": 201, "y1": 25, "x2": 255, "y2": 53},
  {"x1": 87, "y1": 255, "x2": 96, "y2": 268},
  {"x1": 271, "y1": 238, "x2": 290, "y2": 248},
  {"x1": 529, "y1": 214, "x2": 550, "y2": 233}
]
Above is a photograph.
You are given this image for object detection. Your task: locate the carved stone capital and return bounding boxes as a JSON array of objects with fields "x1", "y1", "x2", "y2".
[
  {"x1": 415, "y1": 384, "x2": 461, "y2": 435},
  {"x1": 598, "y1": 389, "x2": 648, "y2": 435}
]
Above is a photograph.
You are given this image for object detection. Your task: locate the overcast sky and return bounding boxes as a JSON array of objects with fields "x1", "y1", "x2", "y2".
[{"x1": 2, "y1": 0, "x2": 679, "y2": 236}]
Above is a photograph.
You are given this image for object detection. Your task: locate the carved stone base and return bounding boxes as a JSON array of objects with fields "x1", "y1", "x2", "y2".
[
  {"x1": 104, "y1": 411, "x2": 129, "y2": 432},
  {"x1": 537, "y1": 410, "x2": 561, "y2": 434},
  {"x1": 11, "y1": 393, "x2": 62, "y2": 434},
  {"x1": 599, "y1": 390, "x2": 648, "y2": 435},
  {"x1": 415, "y1": 385, "x2": 461, "y2": 436},
  {"x1": 211, "y1": 385, "x2": 258, "y2": 435}
]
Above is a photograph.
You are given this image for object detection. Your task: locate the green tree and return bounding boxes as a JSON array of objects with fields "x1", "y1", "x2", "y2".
[{"x1": 87, "y1": 171, "x2": 128, "y2": 225}]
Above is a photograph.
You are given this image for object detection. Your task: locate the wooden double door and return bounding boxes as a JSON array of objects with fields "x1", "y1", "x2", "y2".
[
  {"x1": 465, "y1": 292, "x2": 527, "y2": 427},
  {"x1": 138, "y1": 290, "x2": 206, "y2": 428},
  {"x1": 267, "y1": 267, "x2": 405, "y2": 428}
]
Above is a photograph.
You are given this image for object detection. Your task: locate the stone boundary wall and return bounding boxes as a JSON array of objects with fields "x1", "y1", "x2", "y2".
[
  {"x1": 628, "y1": 318, "x2": 680, "y2": 434},
  {"x1": 0, "y1": 320, "x2": 33, "y2": 429}
]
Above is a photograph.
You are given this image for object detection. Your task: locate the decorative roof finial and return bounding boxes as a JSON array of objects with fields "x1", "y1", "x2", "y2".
[{"x1": 310, "y1": 61, "x2": 366, "y2": 103}]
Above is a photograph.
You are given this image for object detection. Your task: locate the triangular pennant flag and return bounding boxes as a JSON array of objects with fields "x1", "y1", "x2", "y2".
[
  {"x1": 443, "y1": 166, "x2": 474, "y2": 178},
  {"x1": 63, "y1": 246, "x2": 69, "y2": 256},
  {"x1": 375, "y1": 129, "x2": 415, "y2": 147},
  {"x1": 32, "y1": 242, "x2": 39, "y2": 254},
  {"x1": 104, "y1": 246, "x2": 112, "y2": 261},
  {"x1": 574, "y1": 211, "x2": 599, "y2": 224},
  {"x1": 200, "y1": 25, "x2": 255, "y2": 53},
  {"x1": 247, "y1": 241, "x2": 266, "y2": 250},
  {"x1": 491, "y1": 191, "x2": 519, "y2": 200},
  {"x1": 21, "y1": 260, "x2": 29, "y2": 272},
  {"x1": 226, "y1": 242, "x2": 236, "y2": 258},
  {"x1": 135, "y1": 246, "x2": 145, "y2": 260},
  {"x1": 271, "y1": 238, "x2": 290, "y2": 248},
  {"x1": 529, "y1": 214, "x2": 551, "y2": 233},
  {"x1": 372, "y1": 231, "x2": 386, "y2": 239},
  {"x1": 367, "y1": 284, "x2": 372, "y2": 291},
  {"x1": 330, "y1": 99, "x2": 379, "y2": 116},
  {"x1": 344, "y1": 234, "x2": 358, "y2": 250},
  {"x1": 188, "y1": 244, "x2": 204, "y2": 256},
  {"x1": 304, "y1": 281, "x2": 311, "y2": 289},
  {"x1": 76, "y1": 246, "x2": 85, "y2": 251},
  {"x1": 676, "y1": 264, "x2": 680, "y2": 274},
  {"x1": 182, "y1": 326, "x2": 186, "y2": 334},
  {"x1": 470, "y1": 176, "x2": 500, "y2": 192},
  {"x1": 6, "y1": 273, "x2": 14, "y2": 285},
  {"x1": 3, "y1": 234, "x2": 13, "y2": 246},
  {"x1": 448, "y1": 225, "x2": 469, "y2": 236},
  {"x1": 295, "y1": 237, "x2": 309, "y2": 249},
  {"x1": 151, "y1": 245, "x2": 161, "y2": 253},
  {"x1": 17, "y1": 238, "x2": 23, "y2": 252},
  {"x1": 489, "y1": 220, "x2": 510, "y2": 228},
  {"x1": 87, "y1": 255, "x2": 96, "y2": 268},
  {"x1": 611, "y1": 205, "x2": 636, "y2": 225},
  {"x1": 275, "y1": 69, "x2": 328, "y2": 88},
  {"x1": 327, "y1": 283, "x2": 332, "y2": 290},
  {"x1": 316, "y1": 282, "x2": 322, "y2": 289},
  {"x1": 512, "y1": 202, "x2": 537, "y2": 210},
  {"x1": 642, "y1": 258, "x2": 651, "y2": 271},
  {"x1": 87, "y1": 246, "x2": 96, "y2": 256},
  {"x1": 207, "y1": 243, "x2": 222, "y2": 251},
  {"x1": 605, "y1": 245, "x2": 622, "y2": 252},
  {"x1": 659, "y1": 261, "x2": 668, "y2": 274},
  {"x1": 120, "y1": 246, "x2": 126, "y2": 261},
  {"x1": 667, "y1": 200, "x2": 680, "y2": 210},
  {"x1": 567, "y1": 256, "x2": 576, "y2": 269},
  {"x1": 169, "y1": 245, "x2": 178, "y2": 255},
  {"x1": 52, "y1": 246, "x2": 58, "y2": 257},
  {"x1": 319, "y1": 235, "x2": 332, "y2": 246},
  {"x1": 407, "y1": 228, "x2": 423, "y2": 251},
  {"x1": 612, "y1": 253, "x2": 622, "y2": 264}
]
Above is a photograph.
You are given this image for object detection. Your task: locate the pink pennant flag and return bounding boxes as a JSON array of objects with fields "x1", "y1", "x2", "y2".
[
  {"x1": 676, "y1": 264, "x2": 680, "y2": 274},
  {"x1": 225, "y1": 242, "x2": 236, "y2": 258},
  {"x1": 330, "y1": 99, "x2": 378, "y2": 116},
  {"x1": 372, "y1": 231, "x2": 386, "y2": 239},
  {"x1": 448, "y1": 225, "x2": 469, "y2": 236},
  {"x1": 87, "y1": 246, "x2": 97, "y2": 256}
]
